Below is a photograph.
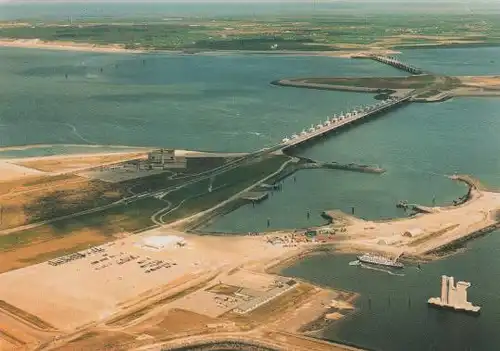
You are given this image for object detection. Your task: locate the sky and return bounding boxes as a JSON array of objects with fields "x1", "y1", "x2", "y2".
[
  {"x1": 0, "y1": 0, "x2": 497, "y2": 6},
  {"x1": 1, "y1": 0, "x2": 497, "y2": 2}
]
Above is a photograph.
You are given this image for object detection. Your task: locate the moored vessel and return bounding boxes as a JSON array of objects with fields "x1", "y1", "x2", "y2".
[{"x1": 357, "y1": 253, "x2": 404, "y2": 268}]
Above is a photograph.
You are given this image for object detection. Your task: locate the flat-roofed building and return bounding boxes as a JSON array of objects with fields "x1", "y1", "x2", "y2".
[
  {"x1": 148, "y1": 149, "x2": 175, "y2": 165},
  {"x1": 147, "y1": 149, "x2": 186, "y2": 169}
]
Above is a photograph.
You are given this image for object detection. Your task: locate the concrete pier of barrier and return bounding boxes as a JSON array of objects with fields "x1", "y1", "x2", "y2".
[
  {"x1": 299, "y1": 161, "x2": 385, "y2": 174},
  {"x1": 366, "y1": 55, "x2": 424, "y2": 75},
  {"x1": 280, "y1": 95, "x2": 412, "y2": 152}
]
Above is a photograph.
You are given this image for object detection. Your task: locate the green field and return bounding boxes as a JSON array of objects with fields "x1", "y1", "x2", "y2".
[
  {"x1": 125, "y1": 157, "x2": 229, "y2": 194},
  {"x1": 160, "y1": 155, "x2": 290, "y2": 223},
  {"x1": 1, "y1": 155, "x2": 289, "y2": 253},
  {"x1": 0, "y1": 197, "x2": 166, "y2": 252},
  {"x1": 300, "y1": 75, "x2": 438, "y2": 89},
  {"x1": 2, "y1": 13, "x2": 500, "y2": 51}
]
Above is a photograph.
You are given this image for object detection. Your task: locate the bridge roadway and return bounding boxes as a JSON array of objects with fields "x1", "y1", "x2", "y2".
[
  {"x1": 281, "y1": 93, "x2": 413, "y2": 151},
  {"x1": 145, "y1": 93, "x2": 415, "y2": 204},
  {"x1": 370, "y1": 55, "x2": 424, "y2": 75},
  {"x1": 146, "y1": 91, "x2": 415, "y2": 208}
]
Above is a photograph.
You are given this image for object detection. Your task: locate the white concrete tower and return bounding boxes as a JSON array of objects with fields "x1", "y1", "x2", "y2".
[
  {"x1": 447, "y1": 276, "x2": 456, "y2": 306},
  {"x1": 456, "y1": 281, "x2": 471, "y2": 307},
  {"x1": 441, "y1": 275, "x2": 448, "y2": 304}
]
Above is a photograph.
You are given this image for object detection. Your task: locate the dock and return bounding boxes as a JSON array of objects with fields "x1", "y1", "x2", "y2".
[
  {"x1": 322, "y1": 162, "x2": 385, "y2": 174},
  {"x1": 259, "y1": 183, "x2": 281, "y2": 190},
  {"x1": 301, "y1": 161, "x2": 385, "y2": 174},
  {"x1": 397, "y1": 201, "x2": 438, "y2": 214},
  {"x1": 241, "y1": 191, "x2": 269, "y2": 202}
]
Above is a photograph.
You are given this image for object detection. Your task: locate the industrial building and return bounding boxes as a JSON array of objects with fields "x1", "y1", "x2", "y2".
[
  {"x1": 428, "y1": 275, "x2": 480, "y2": 313},
  {"x1": 148, "y1": 148, "x2": 175, "y2": 164},
  {"x1": 147, "y1": 149, "x2": 186, "y2": 169},
  {"x1": 233, "y1": 278, "x2": 296, "y2": 314}
]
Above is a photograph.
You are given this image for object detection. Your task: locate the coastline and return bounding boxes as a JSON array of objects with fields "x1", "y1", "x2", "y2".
[
  {"x1": 0, "y1": 38, "x2": 400, "y2": 58},
  {"x1": 0, "y1": 143, "x2": 153, "y2": 153},
  {"x1": 0, "y1": 38, "x2": 146, "y2": 54}
]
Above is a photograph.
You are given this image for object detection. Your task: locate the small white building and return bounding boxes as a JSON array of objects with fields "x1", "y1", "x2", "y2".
[{"x1": 138, "y1": 235, "x2": 186, "y2": 251}]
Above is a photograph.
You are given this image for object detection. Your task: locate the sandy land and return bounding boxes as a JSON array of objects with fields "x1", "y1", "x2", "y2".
[
  {"x1": 5, "y1": 148, "x2": 243, "y2": 176},
  {"x1": 458, "y1": 75, "x2": 500, "y2": 87},
  {"x1": 0, "y1": 143, "x2": 151, "y2": 153},
  {"x1": 0, "y1": 311, "x2": 58, "y2": 350},
  {"x1": 0, "y1": 228, "x2": 297, "y2": 331},
  {"x1": 7, "y1": 151, "x2": 148, "y2": 163},
  {"x1": 0, "y1": 229, "x2": 109, "y2": 273},
  {"x1": 329, "y1": 186, "x2": 500, "y2": 257},
  {"x1": 0, "y1": 161, "x2": 46, "y2": 182},
  {"x1": 0, "y1": 38, "x2": 145, "y2": 53},
  {"x1": 0, "y1": 38, "x2": 400, "y2": 58},
  {"x1": 2, "y1": 182, "x2": 495, "y2": 348},
  {"x1": 451, "y1": 88, "x2": 500, "y2": 97},
  {"x1": 13, "y1": 152, "x2": 147, "y2": 173}
]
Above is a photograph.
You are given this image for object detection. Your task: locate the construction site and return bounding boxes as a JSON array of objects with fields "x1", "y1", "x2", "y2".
[
  {"x1": 0, "y1": 224, "x2": 359, "y2": 351},
  {"x1": 0, "y1": 148, "x2": 361, "y2": 350},
  {"x1": 1, "y1": 131, "x2": 500, "y2": 350}
]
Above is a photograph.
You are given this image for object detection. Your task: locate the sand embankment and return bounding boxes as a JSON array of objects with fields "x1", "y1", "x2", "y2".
[
  {"x1": 0, "y1": 161, "x2": 47, "y2": 181},
  {"x1": 0, "y1": 38, "x2": 144, "y2": 53},
  {"x1": 328, "y1": 184, "x2": 500, "y2": 258},
  {"x1": 0, "y1": 38, "x2": 399, "y2": 58},
  {"x1": 272, "y1": 79, "x2": 382, "y2": 93}
]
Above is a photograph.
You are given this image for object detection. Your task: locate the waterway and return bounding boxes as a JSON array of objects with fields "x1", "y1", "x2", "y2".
[
  {"x1": 204, "y1": 48, "x2": 500, "y2": 231},
  {"x1": 283, "y1": 230, "x2": 500, "y2": 351},
  {"x1": 0, "y1": 47, "x2": 400, "y2": 151}
]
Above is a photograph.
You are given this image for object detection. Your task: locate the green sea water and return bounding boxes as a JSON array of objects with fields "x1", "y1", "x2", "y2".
[
  {"x1": 0, "y1": 47, "x2": 402, "y2": 151},
  {"x1": 204, "y1": 48, "x2": 500, "y2": 231},
  {"x1": 283, "y1": 231, "x2": 500, "y2": 351}
]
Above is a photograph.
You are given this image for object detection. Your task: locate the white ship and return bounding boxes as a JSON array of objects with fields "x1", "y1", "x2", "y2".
[
  {"x1": 357, "y1": 253, "x2": 404, "y2": 269},
  {"x1": 428, "y1": 275, "x2": 480, "y2": 313}
]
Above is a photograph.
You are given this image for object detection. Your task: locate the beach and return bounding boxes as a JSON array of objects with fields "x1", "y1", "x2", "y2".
[
  {"x1": 0, "y1": 38, "x2": 399, "y2": 58},
  {"x1": 0, "y1": 38, "x2": 145, "y2": 53}
]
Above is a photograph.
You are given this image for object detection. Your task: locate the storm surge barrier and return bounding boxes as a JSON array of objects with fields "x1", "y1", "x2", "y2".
[
  {"x1": 280, "y1": 93, "x2": 412, "y2": 151},
  {"x1": 370, "y1": 55, "x2": 424, "y2": 75}
]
